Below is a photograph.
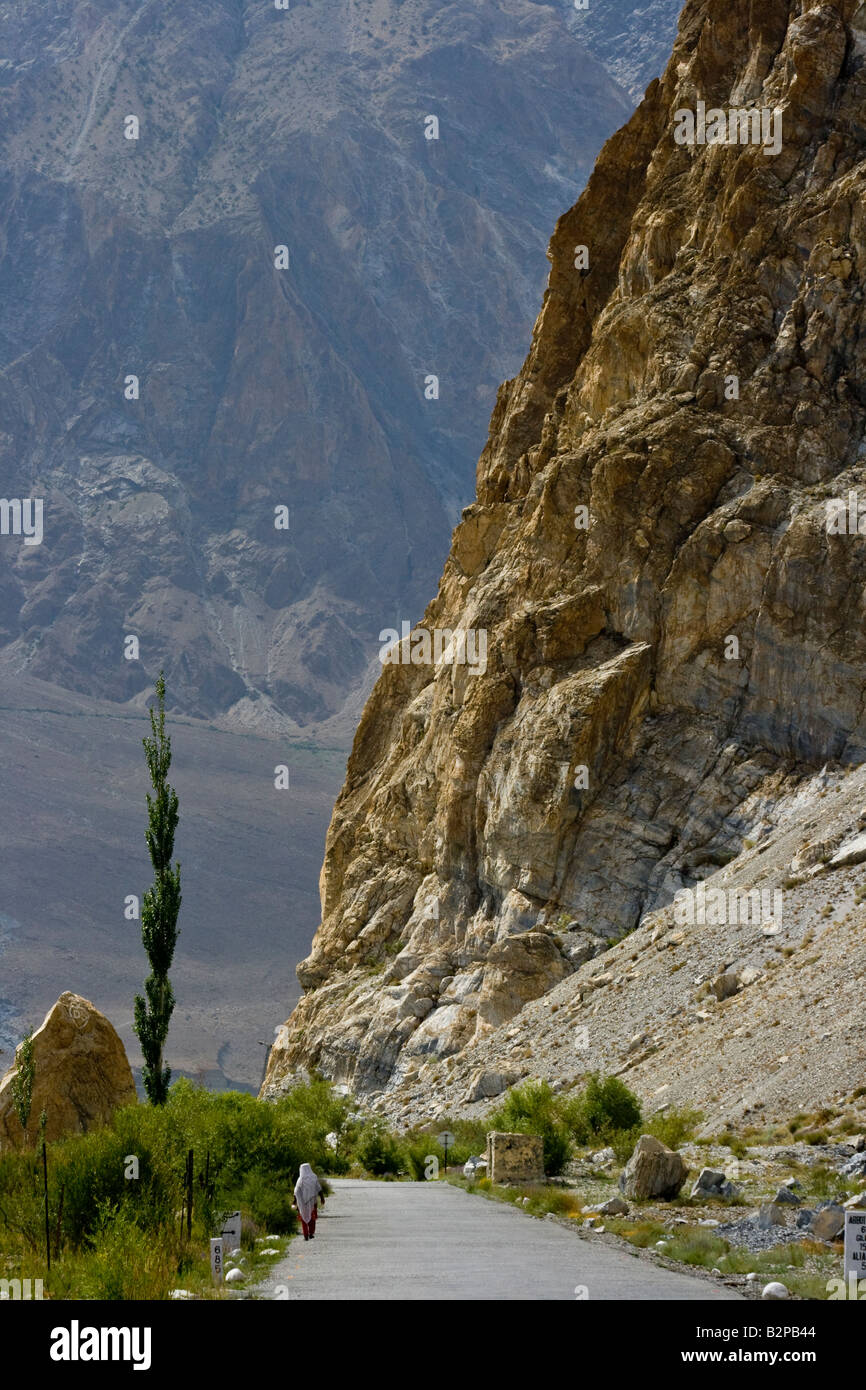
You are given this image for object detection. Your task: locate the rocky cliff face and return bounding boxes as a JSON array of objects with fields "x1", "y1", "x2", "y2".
[
  {"x1": 0, "y1": 0, "x2": 634, "y2": 733},
  {"x1": 264, "y1": 0, "x2": 866, "y2": 1108}
]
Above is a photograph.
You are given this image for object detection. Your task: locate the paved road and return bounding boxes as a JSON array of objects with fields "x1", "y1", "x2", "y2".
[{"x1": 256, "y1": 1179, "x2": 742, "y2": 1301}]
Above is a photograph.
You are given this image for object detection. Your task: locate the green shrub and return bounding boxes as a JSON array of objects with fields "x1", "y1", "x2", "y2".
[
  {"x1": 228, "y1": 1170, "x2": 298, "y2": 1234},
  {"x1": 404, "y1": 1137, "x2": 442, "y2": 1180},
  {"x1": 606, "y1": 1128, "x2": 642, "y2": 1164},
  {"x1": 273, "y1": 1076, "x2": 352, "y2": 1170},
  {"x1": 54, "y1": 1115, "x2": 178, "y2": 1247},
  {"x1": 644, "y1": 1106, "x2": 703, "y2": 1151},
  {"x1": 567, "y1": 1094, "x2": 700, "y2": 1164},
  {"x1": 52, "y1": 1203, "x2": 181, "y2": 1301},
  {"x1": 412, "y1": 1117, "x2": 489, "y2": 1169},
  {"x1": 540, "y1": 1124, "x2": 572, "y2": 1176},
  {"x1": 666, "y1": 1227, "x2": 730, "y2": 1266},
  {"x1": 353, "y1": 1121, "x2": 405, "y2": 1176},
  {"x1": 0, "y1": 1148, "x2": 51, "y2": 1253},
  {"x1": 562, "y1": 1073, "x2": 642, "y2": 1144},
  {"x1": 0, "y1": 1075, "x2": 353, "y2": 1284}
]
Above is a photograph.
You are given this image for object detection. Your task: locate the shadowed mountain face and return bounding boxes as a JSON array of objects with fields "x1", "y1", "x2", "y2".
[{"x1": 0, "y1": 0, "x2": 642, "y2": 735}]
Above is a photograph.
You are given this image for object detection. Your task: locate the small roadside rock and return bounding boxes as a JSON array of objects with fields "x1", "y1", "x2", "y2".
[
  {"x1": 691, "y1": 1168, "x2": 725, "y2": 1198},
  {"x1": 597, "y1": 1196, "x2": 629, "y2": 1216},
  {"x1": 762, "y1": 1282, "x2": 789, "y2": 1301}
]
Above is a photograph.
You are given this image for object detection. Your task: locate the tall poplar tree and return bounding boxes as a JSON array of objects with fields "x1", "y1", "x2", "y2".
[{"x1": 134, "y1": 672, "x2": 181, "y2": 1105}]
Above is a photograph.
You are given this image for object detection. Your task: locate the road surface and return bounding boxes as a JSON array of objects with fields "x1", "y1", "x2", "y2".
[{"x1": 255, "y1": 1179, "x2": 743, "y2": 1301}]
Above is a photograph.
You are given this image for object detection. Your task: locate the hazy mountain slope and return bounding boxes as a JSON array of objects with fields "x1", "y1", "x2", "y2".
[
  {"x1": 264, "y1": 0, "x2": 866, "y2": 1107},
  {"x1": 0, "y1": 0, "x2": 635, "y2": 732},
  {"x1": 569, "y1": 0, "x2": 684, "y2": 101}
]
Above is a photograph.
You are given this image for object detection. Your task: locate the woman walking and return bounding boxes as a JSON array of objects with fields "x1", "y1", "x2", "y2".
[{"x1": 293, "y1": 1162, "x2": 325, "y2": 1240}]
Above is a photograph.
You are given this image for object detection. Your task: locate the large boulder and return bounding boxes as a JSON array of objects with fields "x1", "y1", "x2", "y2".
[
  {"x1": 619, "y1": 1135, "x2": 687, "y2": 1201},
  {"x1": 596, "y1": 1195, "x2": 629, "y2": 1217},
  {"x1": 463, "y1": 1068, "x2": 521, "y2": 1103},
  {"x1": 811, "y1": 1205, "x2": 845, "y2": 1242},
  {"x1": 0, "y1": 992, "x2": 136, "y2": 1147}
]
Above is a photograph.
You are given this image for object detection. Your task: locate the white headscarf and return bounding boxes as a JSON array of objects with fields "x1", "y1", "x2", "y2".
[{"x1": 294, "y1": 1163, "x2": 322, "y2": 1223}]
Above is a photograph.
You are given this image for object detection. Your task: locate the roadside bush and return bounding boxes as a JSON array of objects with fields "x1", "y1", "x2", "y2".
[
  {"x1": 71, "y1": 1204, "x2": 179, "y2": 1301},
  {"x1": 272, "y1": 1076, "x2": 352, "y2": 1172},
  {"x1": 402, "y1": 1116, "x2": 490, "y2": 1177},
  {"x1": 0, "y1": 1075, "x2": 352, "y2": 1293},
  {"x1": 228, "y1": 1169, "x2": 298, "y2": 1234},
  {"x1": 404, "y1": 1136, "x2": 441, "y2": 1180},
  {"x1": 437, "y1": 1117, "x2": 490, "y2": 1164},
  {"x1": 352, "y1": 1121, "x2": 405, "y2": 1176},
  {"x1": 520, "y1": 1185, "x2": 583, "y2": 1218},
  {"x1": 563, "y1": 1073, "x2": 642, "y2": 1143}
]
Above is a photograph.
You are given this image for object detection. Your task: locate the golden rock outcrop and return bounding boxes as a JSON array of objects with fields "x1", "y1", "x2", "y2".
[
  {"x1": 0, "y1": 993, "x2": 136, "y2": 1147},
  {"x1": 264, "y1": 0, "x2": 866, "y2": 1106}
]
